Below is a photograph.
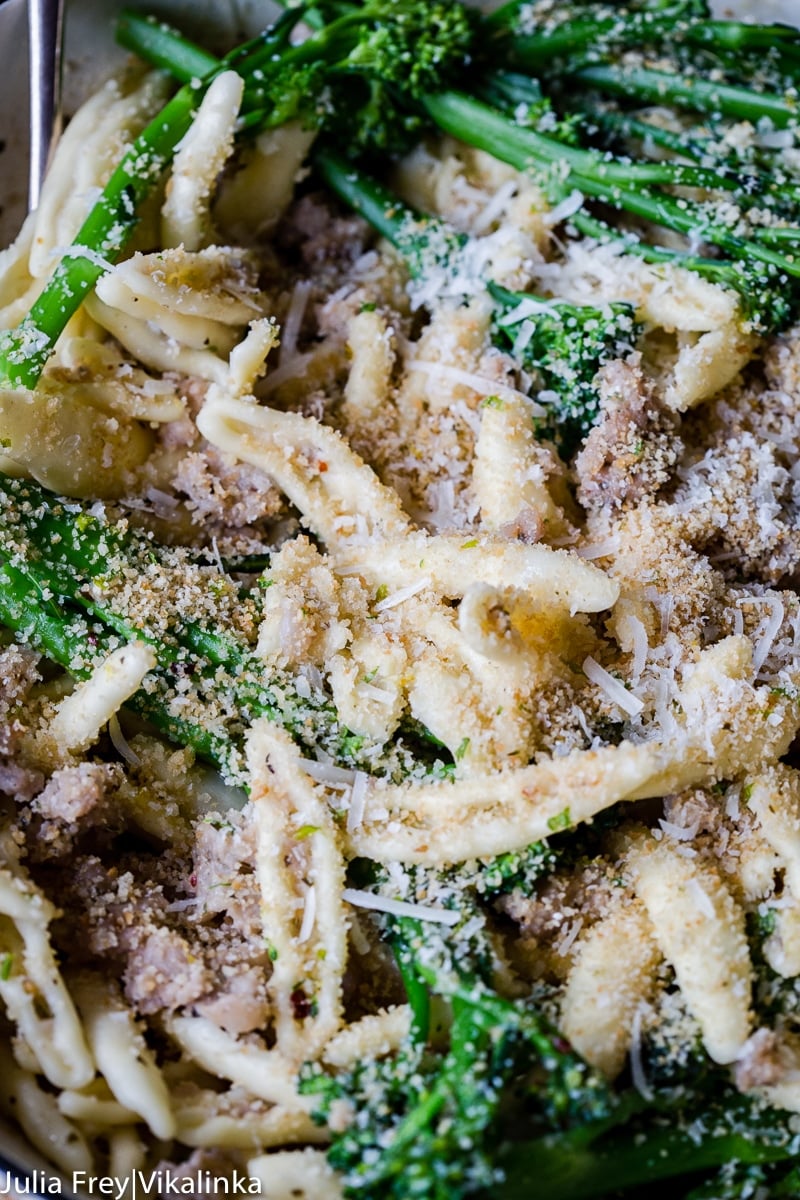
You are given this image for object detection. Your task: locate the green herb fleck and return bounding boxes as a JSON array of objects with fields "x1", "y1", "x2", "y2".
[
  {"x1": 455, "y1": 737, "x2": 471, "y2": 761},
  {"x1": 547, "y1": 807, "x2": 572, "y2": 833},
  {"x1": 295, "y1": 824, "x2": 321, "y2": 840}
]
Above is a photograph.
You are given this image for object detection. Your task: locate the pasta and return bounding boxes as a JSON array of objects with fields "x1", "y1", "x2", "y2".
[{"x1": 4, "y1": 1, "x2": 800, "y2": 1196}]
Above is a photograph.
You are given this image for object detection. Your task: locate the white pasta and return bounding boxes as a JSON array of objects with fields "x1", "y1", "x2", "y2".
[
  {"x1": 322, "y1": 1006, "x2": 412, "y2": 1068},
  {"x1": 0, "y1": 1050, "x2": 93, "y2": 1175},
  {"x1": 343, "y1": 309, "x2": 396, "y2": 425},
  {"x1": 627, "y1": 836, "x2": 753, "y2": 1065},
  {"x1": 4, "y1": 5, "x2": 800, "y2": 1186},
  {"x1": 161, "y1": 71, "x2": 244, "y2": 251},
  {"x1": 248, "y1": 1149, "x2": 345, "y2": 1200},
  {"x1": 473, "y1": 390, "x2": 569, "y2": 538},
  {"x1": 663, "y1": 323, "x2": 758, "y2": 412},
  {"x1": 214, "y1": 122, "x2": 317, "y2": 242},
  {"x1": 108, "y1": 1127, "x2": 147, "y2": 1177},
  {"x1": 560, "y1": 897, "x2": 660, "y2": 1079},
  {"x1": 167, "y1": 1014, "x2": 313, "y2": 1109},
  {"x1": 334, "y1": 532, "x2": 620, "y2": 614},
  {"x1": 0, "y1": 868, "x2": 93, "y2": 1090},
  {"x1": 58, "y1": 1080, "x2": 139, "y2": 1128},
  {"x1": 0, "y1": 383, "x2": 153, "y2": 498},
  {"x1": 70, "y1": 975, "x2": 175, "y2": 1140},
  {"x1": 173, "y1": 1088, "x2": 326, "y2": 1151},
  {"x1": 88, "y1": 245, "x2": 263, "y2": 382},
  {"x1": 342, "y1": 642, "x2": 799, "y2": 865},
  {"x1": 248, "y1": 722, "x2": 349, "y2": 1061},
  {"x1": 197, "y1": 392, "x2": 412, "y2": 543},
  {"x1": 48, "y1": 642, "x2": 157, "y2": 757},
  {"x1": 744, "y1": 766, "x2": 800, "y2": 976}
]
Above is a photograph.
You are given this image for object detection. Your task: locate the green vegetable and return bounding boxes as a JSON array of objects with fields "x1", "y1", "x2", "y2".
[
  {"x1": 302, "y1": 858, "x2": 611, "y2": 1200},
  {"x1": 0, "y1": 475, "x2": 441, "y2": 784},
  {"x1": 315, "y1": 150, "x2": 638, "y2": 456},
  {"x1": 0, "y1": 0, "x2": 474, "y2": 390},
  {"x1": 110, "y1": 0, "x2": 800, "y2": 343}
]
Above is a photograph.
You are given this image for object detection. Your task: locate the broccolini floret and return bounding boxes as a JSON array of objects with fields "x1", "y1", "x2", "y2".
[
  {"x1": 302, "y1": 858, "x2": 612, "y2": 1200},
  {"x1": 488, "y1": 283, "x2": 639, "y2": 458},
  {"x1": 315, "y1": 151, "x2": 640, "y2": 458}
]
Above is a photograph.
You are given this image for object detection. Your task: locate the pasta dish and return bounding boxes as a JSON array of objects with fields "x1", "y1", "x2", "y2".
[{"x1": 3, "y1": 0, "x2": 800, "y2": 1196}]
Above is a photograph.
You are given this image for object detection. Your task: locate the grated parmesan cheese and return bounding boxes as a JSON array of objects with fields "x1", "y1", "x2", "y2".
[
  {"x1": 686, "y1": 877, "x2": 715, "y2": 920},
  {"x1": 554, "y1": 916, "x2": 584, "y2": 957},
  {"x1": 107, "y1": 713, "x2": 141, "y2": 767},
  {"x1": 472, "y1": 179, "x2": 519, "y2": 235},
  {"x1": 576, "y1": 536, "x2": 621, "y2": 561},
  {"x1": 262, "y1": 352, "x2": 312, "y2": 393},
  {"x1": 279, "y1": 279, "x2": 313, "y2": 366},
  {"x1": 374, "y1": 578, "x2": 432, "y2": 612},
  {"x1": 342, "y1": 889, "x2": 460, "y2": 927},
  {"x1": 583, "y1": 656, "x2": 644, "y2": 717},
  {"x1": 542, "y1": 189, "x2": 585, "y2": 227},
  {"x1": 749, "y1": 595, "x2": 785, "y2": 673},
  {"x1": 299, "y1": 758, "x2": 357, "y2": 788},
  {"x1": 629, "y1": 1005, "x2": 654, "y2": 1101},
  {"x1": 405, "y1": 359, "x2": 545, "y2": 414},
  {"x1": 658, "y1": 818, "x2": 700, "y2": 843},
  {"x1": 297, "y1": 884, "x2": 317, "y2": 944},
  {"x1": 346, "y1": 772, "x2": 369, "y2": 834}
]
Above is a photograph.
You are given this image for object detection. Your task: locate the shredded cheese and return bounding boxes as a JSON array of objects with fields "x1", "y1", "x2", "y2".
[
  {"x1": 342, "y1": 889, "x2": 460, "y2": 927},
  {"x1": 583, "y1": 656, "x2": 644, "y2": 717}
]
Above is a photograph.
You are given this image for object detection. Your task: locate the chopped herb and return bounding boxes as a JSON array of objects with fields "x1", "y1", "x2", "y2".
[
  {"x1": 547, "y1": 807, "x2": 572, "y2": 833},
  {"x1": 295, "y1": 824, "x2": 322, "y2": 840},
  {"x1": 455, "y1": 737, "x2": 471, "y2": 761}
]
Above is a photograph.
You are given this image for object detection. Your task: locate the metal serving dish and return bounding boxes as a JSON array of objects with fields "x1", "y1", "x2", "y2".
[{"x1": 0, "y1": 0, "x2": 798, "y2": 1190}]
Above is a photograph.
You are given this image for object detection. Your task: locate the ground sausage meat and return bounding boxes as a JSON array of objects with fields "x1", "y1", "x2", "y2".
[{"x1": 576, "y1": 356, "x2": 679, "y2": 511}]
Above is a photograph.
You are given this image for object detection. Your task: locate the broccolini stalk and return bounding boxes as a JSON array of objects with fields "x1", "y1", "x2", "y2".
[
  {"x1": 120, "y1": 0, "x2": 475, "y2": 141},
  {"x1": 302, "y1": 840, "x2": 800, "y2": 1198},
  {"x1": 315, "y1": 150, "x2": 638, "y2": 457},
  {"x1": 111, "y1": 3, "x2": 800, "y2": 338},
  {"x1": 496, "y1": 1094, "x2": 800, "y2": 1200},
  {"x1": 575, "y1": 62, "x2": 800, "y2": 129},
  {"x1": 0, "y1": 475, "x2": 443, "y2": 783},
  {"x1": 601, "y1": 109, "x2": 800, "y2": 216},
  {"x1": 0, "y1": 555, "x2": 243, "y2": 776},
  {"x1": 314, "y1": 149, "x2": 467, "y2": 280},
  {"x1": 116, "y1": 11, "x2": 218, "y2": 80},
  {"x1": 484, "y1": 0, "x2": 708, "y2": 71},
  {"x1": 423, "y1": 92, "x2": 800, "y2": 281},
  {"x1": 302, "y1": 856, "x2": 611, "y2": 1200},
  {"x1": 0, "y1": 473, "x2": 260, "y2": 672},
  {"x1": 519, "y1": 87, "x2": 800, "y2": 213}
]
